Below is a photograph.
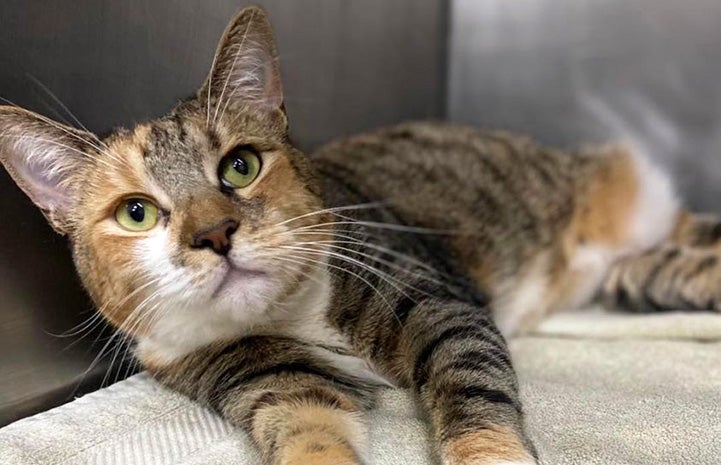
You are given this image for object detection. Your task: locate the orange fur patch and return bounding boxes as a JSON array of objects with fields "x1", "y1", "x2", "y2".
[
  {"x1": 571, "y1": 145, "x2": 639, "y2": 247},
  {"x1": 280, "y1": 432, "x2": 359, "y2": 465},
  {"x1": 443, "y1": 425, "x2": 534, "y2": 465},
  {"x1": 546, "y1": 145, "x2": 641, "y2": 313},
  {"x1": 78, "y1": 125, "x2": 163, "y2": 331},
  {"x1": 253, "y1": 404, "x2": 364, "y2": 465}
]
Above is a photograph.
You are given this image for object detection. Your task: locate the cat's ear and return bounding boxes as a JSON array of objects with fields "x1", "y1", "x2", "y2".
[
  {"x1": 200, "y1": 6, "x2": 284, "y2": 118},
  {"x1": 0, "y1": 106, "x2": 96, "y2": 234}
]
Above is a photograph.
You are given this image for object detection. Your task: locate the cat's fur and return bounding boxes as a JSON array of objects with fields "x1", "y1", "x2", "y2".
[{"x1": 1, "y1": 7, "x2": 720, "y2": 465}]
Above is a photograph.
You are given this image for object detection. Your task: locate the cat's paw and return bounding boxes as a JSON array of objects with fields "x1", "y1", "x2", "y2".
[
  {"x1": 277, "y1": 439, "x2": 362, "y2": 465},
  {"x1": 441, "y1": 427, "x2": 536, "y2": 465}
]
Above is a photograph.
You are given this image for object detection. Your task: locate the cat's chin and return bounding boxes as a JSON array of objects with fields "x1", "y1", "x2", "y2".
[
  {"x1": 211, "y1": 264, "x2": 269, "y2": 300},
  {"x1": 205, "y1": 266, "x2": 279, "y2": 322}
]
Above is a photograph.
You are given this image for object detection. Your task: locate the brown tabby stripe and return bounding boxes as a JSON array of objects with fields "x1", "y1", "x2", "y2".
[{"x1": 673, "y1": 211, "x2": 721, "y2": 248}]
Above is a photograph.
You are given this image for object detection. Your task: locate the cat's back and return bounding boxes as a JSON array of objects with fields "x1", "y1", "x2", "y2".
[{"x1": 311, "y1": 121, "x2": 579, "y2": 239}]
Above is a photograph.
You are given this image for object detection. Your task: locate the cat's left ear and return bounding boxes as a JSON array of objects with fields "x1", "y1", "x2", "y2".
[
  {"x1": 0, "y1": 106, "x2": 96, "y2": 234},
  {"x1": 200, "y1": 6, "x2": 284, "y2": 119}
]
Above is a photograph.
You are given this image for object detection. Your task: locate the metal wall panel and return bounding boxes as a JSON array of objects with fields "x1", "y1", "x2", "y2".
[{"x1": 449, "y1": 0, "x2": 721, "y2": 213}]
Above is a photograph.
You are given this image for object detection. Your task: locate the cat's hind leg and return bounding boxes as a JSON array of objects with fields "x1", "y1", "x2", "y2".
[
  {"x1": 601, "y1": 243, "x2": 721, "y2": 313},
  {"x1": 600, "y1": 210, "x2": 721, "y2": 313},
  {"x1": 672, "y1": 210, "x2": 721, "y2": 249}
]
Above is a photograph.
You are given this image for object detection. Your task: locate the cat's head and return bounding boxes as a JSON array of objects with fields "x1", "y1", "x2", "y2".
[{"x1": 0, "y1": 7, "x2": 331, "y2": 362}]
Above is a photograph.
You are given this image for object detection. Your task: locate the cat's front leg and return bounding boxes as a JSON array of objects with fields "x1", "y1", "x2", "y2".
[
  {"x1": 147, "y1": 336, "x2": 374, "y2": 465},
  {"x1": 363, "y1": 297, "x2": 537, "y2": 465}
]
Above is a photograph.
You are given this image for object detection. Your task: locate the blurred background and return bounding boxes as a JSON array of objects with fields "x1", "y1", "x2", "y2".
[{"x1": 0, "y1": 0, "x2": 719, "y2": 425}]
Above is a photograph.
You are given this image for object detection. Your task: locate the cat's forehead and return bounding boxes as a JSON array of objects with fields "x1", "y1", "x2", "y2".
[
  {"x1": 97, "y1": 103, "x2": 289, "y2": 202},
  {"x1": 102, "y1": 113, "x2": 213, "y2": 197}
]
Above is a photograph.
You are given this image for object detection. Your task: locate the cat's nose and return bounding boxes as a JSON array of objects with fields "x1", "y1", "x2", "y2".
[{"x1": 191, "y1": 218, "x2": 239, "y2": 255}]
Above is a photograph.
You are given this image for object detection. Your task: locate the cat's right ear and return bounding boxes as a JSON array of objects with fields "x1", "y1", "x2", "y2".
[{"x1": 0, "y1": 106, "x2": 96, "y2": 234}]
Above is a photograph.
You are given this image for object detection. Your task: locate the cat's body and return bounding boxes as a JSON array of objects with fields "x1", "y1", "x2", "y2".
[
  {"x1": 313, "y1": 122, "x2": 679, "y2": 336},
  {"x1": 2, "y1": 7, "x2": 720, "y2": 465}
]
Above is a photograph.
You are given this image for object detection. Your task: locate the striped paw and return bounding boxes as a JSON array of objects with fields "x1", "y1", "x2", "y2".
[{"x1": 441, "y1": 426, "x2": 536, "y2": 465}]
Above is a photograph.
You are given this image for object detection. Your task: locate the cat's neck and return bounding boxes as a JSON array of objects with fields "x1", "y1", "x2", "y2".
[{"x1": 135, "y1": 266, "x2": 335, "y2": 368}]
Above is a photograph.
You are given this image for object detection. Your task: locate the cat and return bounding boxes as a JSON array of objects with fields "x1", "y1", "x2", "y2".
[{"x1": 1, "y1": 6, "x2": 720, "y2": 465}]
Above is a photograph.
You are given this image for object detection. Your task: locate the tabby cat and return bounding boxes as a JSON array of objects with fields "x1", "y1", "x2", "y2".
[{"x1": 2, "y1": 7, "x2": 720, "y2": 465}]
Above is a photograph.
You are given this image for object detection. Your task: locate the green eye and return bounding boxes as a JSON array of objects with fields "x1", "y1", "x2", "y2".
[
  {"x1": 115, "y1": 197, "x2": 159, "y2": 231},
  {"x1": 219, "y1": 146, "x2": 262, "y2": 189}
]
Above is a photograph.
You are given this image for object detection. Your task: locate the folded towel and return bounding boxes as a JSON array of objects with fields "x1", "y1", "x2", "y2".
[{"x1": 2, "y1": 309, "x2": 721, "y2": 465}]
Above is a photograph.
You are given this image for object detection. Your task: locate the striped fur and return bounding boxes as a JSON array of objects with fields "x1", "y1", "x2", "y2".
[
  {"x1": 1, "y1": 6, "x2": 719, "y2": 465},
  {"x1": 602, "y1": 213, "x2": 721, "y2": 313}
]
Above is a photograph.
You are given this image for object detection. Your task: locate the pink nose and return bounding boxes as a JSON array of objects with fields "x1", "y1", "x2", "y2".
[{"x1": 191, "y1": 218, "x2": 239, "y2": 255}]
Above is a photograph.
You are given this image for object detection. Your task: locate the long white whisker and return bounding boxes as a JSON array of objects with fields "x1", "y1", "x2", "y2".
[
  {"x1": 279, "y1": 245, "x2": 428, "y2": 302},
  {"x1": 0, "y1": 96, "x2": 125, "y2": 166},
  {"x1": 0, "y1": 134, "x2": 118, "y2": 171},
  {"x1": 77, "y1": 277, "x2": 163, "y2": 388},
  {"x1": 271, "y1": 253, "x2": 400, "y2": 323},
  {"x1": 287, "y1": 238, "x2": 444, "y2": 277},
  {"x1": 272, "y1": 202, "x2": 386, "y2": 228},
  {"x1": 26, "y1": 74, "x2": 101, "y2": 145},
  {"x1": 277, "y1": 219, "x2": 455, "y2": 236},
  {"x1": 100, "y1": 288, "x2": 164, "y2": 387}
]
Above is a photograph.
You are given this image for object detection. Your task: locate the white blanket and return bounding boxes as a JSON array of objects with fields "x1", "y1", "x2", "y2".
[{"x1": 2, "y1": 309, "x2": 721, "y2": 465}]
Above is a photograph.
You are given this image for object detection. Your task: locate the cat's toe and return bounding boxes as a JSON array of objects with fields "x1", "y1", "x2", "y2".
[{"x1": 441, "y1": 428, "x2": 537, "y2": 465}]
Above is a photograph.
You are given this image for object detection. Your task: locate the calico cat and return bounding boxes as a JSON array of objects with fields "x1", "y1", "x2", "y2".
[{"x1": 1, "y1": 6, "x2": 720, "y2": 465}]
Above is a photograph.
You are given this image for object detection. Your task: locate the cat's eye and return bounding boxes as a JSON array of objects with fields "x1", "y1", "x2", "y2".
[
  {"x1": 218, "y1": 146, "x2": 262, "y2": 190},
  {"x1": 115, "y1": 197, "x2": 160, "y2": 232}
]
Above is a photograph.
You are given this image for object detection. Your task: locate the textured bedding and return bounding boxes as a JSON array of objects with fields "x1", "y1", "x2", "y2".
[{"x1": 2, "y1": 309, "x2": 721, "y2": 465}]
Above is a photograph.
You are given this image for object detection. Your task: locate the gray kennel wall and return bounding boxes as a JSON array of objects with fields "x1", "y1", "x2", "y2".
[{"x1": 448, "y1": 0, "x2": 721, "y2": 213}]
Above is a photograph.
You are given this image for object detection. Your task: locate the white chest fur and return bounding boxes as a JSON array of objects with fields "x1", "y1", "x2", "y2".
[{"x1": 136, "y1": 267, "x2": 341, "y2": 365}]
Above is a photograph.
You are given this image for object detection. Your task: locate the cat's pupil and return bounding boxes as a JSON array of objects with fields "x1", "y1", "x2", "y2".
[
  {"x1": 232, "y1": 156, "x2": 249, "y2": 175},
  {"x1": 127, "y1": 201, "x2": 145, "y2": 223}
]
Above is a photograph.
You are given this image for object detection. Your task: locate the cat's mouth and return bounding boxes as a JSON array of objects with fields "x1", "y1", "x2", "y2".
[{"x1": 211, "y1": 261, "x2": 268, "y2": 298}]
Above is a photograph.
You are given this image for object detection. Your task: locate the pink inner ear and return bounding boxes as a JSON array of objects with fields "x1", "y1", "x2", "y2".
[
  {"x1": 261, "y1": 59, "x2": 283, "y2": 108},
  {"x1": 218, "y1": 44, "x2": 282, "y2": 112},
  {"x1": 12, "y1": 150, "x2": 72, "y2": 212}
]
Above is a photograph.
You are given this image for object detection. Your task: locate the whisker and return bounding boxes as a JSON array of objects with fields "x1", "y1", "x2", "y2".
[
  {"x1": 272, "y1": 202, "x2": 386, "y2": 228},
  {"x1": 114, "y1": 299, "x2": 166, "y2": 384},
  {"x1": 0, "y1": 96, "x2": 125, "y2": 166},
  {"x1": 47, "y1": 309, "x2": 103, "y2": 339},
  {"x1": 270, "y1": 254, "x2": 400, "y2": 324},
  {"x1": 278, "y1": 245, "x2": 429, "y2": 303},
  {"x1": 278, "y1": 219, "x2": 456, "y2": 236},
  {"x1": 288, "y1": 238, "x2": 445, "y2": 276},
  {"x1": 100, "y1": 289, "x2": 164, "y2": 387},
  {"x1": 282, "y1": 241, "x2": 446, "y2": 287},
  {"x1": 55, "y1": 275, "x2": 158, "y2": 345},
  {"x1": 25, "y1": 74, "x2": 100, "y2": 143},
  {"x1": 0, "y1": 133, "x2": 119, "y2": 171},
  {"x1": 74, "y1": 277, "x2": 163, "y2": 390}
]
